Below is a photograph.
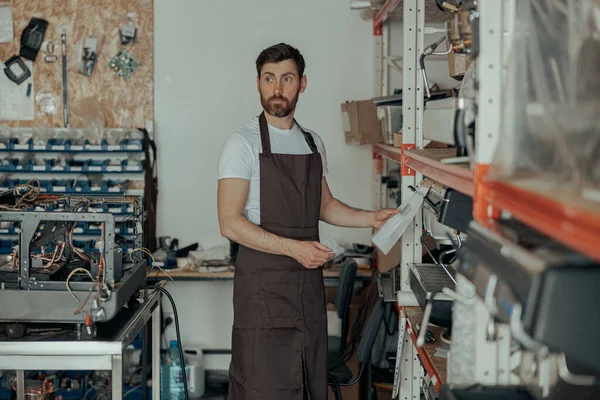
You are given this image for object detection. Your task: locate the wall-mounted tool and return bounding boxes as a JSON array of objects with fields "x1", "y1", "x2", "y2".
[
  {"x1": 120, "y1": 23, "x2": 137, "y2": 45},
  {"x1": 61, "y1": 28, "x2": 69, "y2": 128},
  {"x1": 79, "y1": 37, "x2": 98, "y2": 76},
  {"x1": 3, "y1": 55, "x2": 31, "y2": 85},
  {"x1": 109, "y1": 49, "x2": 140, "y2": 80},
  {"x1": 20, "y1": 17, "x2": 48, "y2": 61},
  {"x1": 43, "y1": 40, "x2": 57, "y2": 63}
]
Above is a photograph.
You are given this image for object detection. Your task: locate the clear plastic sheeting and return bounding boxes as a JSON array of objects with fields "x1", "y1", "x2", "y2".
[{"x1": 491, "y1": 0, "x2": 600, "y2": 199}]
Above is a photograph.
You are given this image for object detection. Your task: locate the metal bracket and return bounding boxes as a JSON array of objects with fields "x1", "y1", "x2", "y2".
[{"x1": 377, "y1": 272, "x2": 397, "y2": 302}]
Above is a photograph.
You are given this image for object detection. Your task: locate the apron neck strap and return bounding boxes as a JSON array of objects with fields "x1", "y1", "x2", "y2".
[
  {"x1": 294, "y1": 119, "x2": 318, "y2": 154},
  {"x1": 258, "y1": 112, "x2": 272, "y2": 154},
  {"x1": 258, "y1": 112, "x2": 318, "y2": 154}
]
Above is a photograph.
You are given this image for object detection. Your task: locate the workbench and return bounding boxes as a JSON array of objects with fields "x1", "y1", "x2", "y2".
[
  {"x1": 0, "y1": 286, "x2": 163, "y2": 400},
  {"x1": 146, "y1": 264, "x2": 374, "y2": 282}
]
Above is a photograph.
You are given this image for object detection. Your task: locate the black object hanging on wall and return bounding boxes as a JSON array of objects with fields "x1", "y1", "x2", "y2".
[{"x1": 140, "y1": 128, "x2": 158, "y2": 252}]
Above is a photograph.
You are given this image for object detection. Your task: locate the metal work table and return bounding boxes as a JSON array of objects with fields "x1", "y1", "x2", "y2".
[{"x1": 0, "y1": 286, "x2": 162, "y2": 400}]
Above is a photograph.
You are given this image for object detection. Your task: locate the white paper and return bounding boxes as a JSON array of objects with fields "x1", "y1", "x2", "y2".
[
  {"x1": 0, "y1": 60, "x2": 34, "y2": 120},
  {"x1": 0, "y1": 6, "x2": 13, "y2": 44},
  {"x1": 372, "y1": 185, "x2": 428, "y2": 255},
  {"x1": 321, "y1": 238, "x2": 345, "y2": 259}
]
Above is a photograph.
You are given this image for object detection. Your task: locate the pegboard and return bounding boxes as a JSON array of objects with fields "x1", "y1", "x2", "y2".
[{"x1": 0, "y1": 0, "x2": 153, "y2": 129}]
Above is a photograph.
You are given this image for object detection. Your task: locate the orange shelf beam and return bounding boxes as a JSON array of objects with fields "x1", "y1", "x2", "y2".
[
  {"x1": 374, "y1": 144, "x2": 475, "y2": 196},
  {"x1": 484, "y1": 180, "x2": 600, "y2": 262}
]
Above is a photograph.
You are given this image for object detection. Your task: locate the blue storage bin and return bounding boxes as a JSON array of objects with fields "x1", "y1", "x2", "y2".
[
  {"x1": 66, "y1": 159, "x2": 85, "y2": 172},
  {"x1": 45, "y1": 159, "x2": 67, "y2": 172},
  {"x1": 50, "y1": 179, "x2": 70, "y2": 193},
  {"x1": 7, "y1": 222, "x2": 18, "y2": 234},
  {"x1": 122, "y1": 159, "x2": 143, "y2": 172},
  {"x1": 0, "y1": 139, "x2": 11, "y2": 151},
  {"x1": 28, "y1": 159, "x2": 46, "y2": 172},
  {"x1": 121, "y1": 138, "x2": 143, "y2": 152},
  {"x1": 85, "y1": 160, "x2": 106, "y2": 173},
  {"x1": 87, "y1": 203, "x2": 106, "y2": 213},
  {"x1": 0, "y1": 159, "x2": 18, "y2": 172},
  {"x1": 40, "y1": 180, "x2": 51, "y2": 193},
  {"x1": 106, "y1": 159, "x2": 123, "y2": 172},
  {"x1": 12, "y1": 138, "x2": 31, "y2": 151},
  {"x1": 89, "y1": 180, "x2": 108, "y2": 193},
  {"x1": 0, "y1": 179, "x2": 14, "y2": 191},
  {"x1": 121, "y1": 220, "x2": 136, "y2": 235},
  {"x1": 107, "y1": 180, "x2": 125, "y2": 194},
  {"x1": 107, "y1": 204, "x2": 127, "y2": 215},
  {"x1": 86, "y1": 222, "x2": 102, "y2": 235},
  {"x1": 69, "y1": 139, "x2": 85, "y2": 151},
  {"x1": 83, "y1": 140, "x2": 106, "y2": 152},
  {"x1": 106, "y1": 139, "x2": 123, "y2": 152},
  {"x1": 48, "y1": 138, "x2": 68, "y2": 151},
  {"x1": 72, "y1": 179, "x2": 91, "y2": 193},
  {"x1": 71, "y1": 221, "x2": 88, "y2": 235}
]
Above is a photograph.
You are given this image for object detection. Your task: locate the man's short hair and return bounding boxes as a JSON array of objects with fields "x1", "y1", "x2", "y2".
[{"x1": 256, "y1": 43, "x2": 306, "y2": 77}]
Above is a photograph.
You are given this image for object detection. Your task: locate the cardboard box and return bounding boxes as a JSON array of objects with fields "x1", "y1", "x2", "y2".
[
  {"x1": 393, "y1": 133, "x2": 403, "y2": 148},
  {"x1": 341, "y1": 100, "x2": 384, "y2": 145},
  {"x1": 425, "y1": 140, "x2": 449, "y2": 148},
  {"x1": 375, "y1": 239, "x2": 402, "y2": 273},
  {"x1": 394, "y1": 134, "x2": 448, "y2": 149}
]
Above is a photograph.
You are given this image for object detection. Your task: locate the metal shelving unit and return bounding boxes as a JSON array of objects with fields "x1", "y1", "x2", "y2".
[
  {"x1": 363, "y1": 0, "x2": 600, "y2": 398},
  {"x1": 363, "y1": 0, "x2": 521, "y2": 398}
]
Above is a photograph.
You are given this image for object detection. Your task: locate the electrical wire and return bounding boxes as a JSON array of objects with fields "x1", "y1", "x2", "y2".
[
  {"x1": 440, "y1": 328, "x2": 452, "y2": 345},
  {"x1": 139, "y1": 285, "x2": 189, "y2": 400},
  {"x1": 82, "y1": 384, "x2": 109, "y2": 400},
  {"x1": 126, "y1": 247, "x2": 173, "y2": 281},
  {"x1": 66, "y1": 267, "x2": 95, "y2": 302},
  {"x1": 123, "y1": 385, "x2": 142, "y2": 399}
]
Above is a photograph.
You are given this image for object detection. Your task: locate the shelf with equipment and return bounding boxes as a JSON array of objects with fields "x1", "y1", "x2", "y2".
[
  {"x1": 401, "y1": 306, "x2": 447, "y2": 394},
  {"x1": 404, "y1": 148, "x2": 473, "y2": 196},
  {"x1": 374, "y1": 144, "x2": 474, "y2": 196},
  {"x1": 0, "y1": 129, "x2": 154, "y2": 256},
  {"x1": 483, "y1": 177, "x2": 600, "y2": 263}
]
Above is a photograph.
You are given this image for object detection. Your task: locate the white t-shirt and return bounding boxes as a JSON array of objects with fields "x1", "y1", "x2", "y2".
[{"x1": 218, "y1": 117, "x2": 328, "y2": 225}]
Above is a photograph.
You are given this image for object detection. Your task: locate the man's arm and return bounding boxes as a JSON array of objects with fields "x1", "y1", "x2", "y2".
[
  {"x1": 218, "y1": 178, "x2": 334, "y2": 269},
  {"x1": 320, "y1": 178, "x2": 398, "y2": 229}
]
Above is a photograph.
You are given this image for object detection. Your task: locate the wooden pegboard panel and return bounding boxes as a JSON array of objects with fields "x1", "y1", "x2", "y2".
[{"x1": 0, "y1": 0, "x2": 153, "y2": 128}]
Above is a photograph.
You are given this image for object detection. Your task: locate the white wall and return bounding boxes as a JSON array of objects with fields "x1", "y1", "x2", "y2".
[
  {"x1": 155, "y1": 0, "x2": 376, "y2": 250},
  {"x1": 154, "y1": 0, "x2": 376, "y2": 370}
]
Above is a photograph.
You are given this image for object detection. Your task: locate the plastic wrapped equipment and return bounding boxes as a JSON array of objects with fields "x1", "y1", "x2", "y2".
[{"x1": 491, "y1": 0, "x2": 600, "y2": 201}]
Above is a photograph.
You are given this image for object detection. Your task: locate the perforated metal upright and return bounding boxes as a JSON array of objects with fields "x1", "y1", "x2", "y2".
[
  {"x1": 398, "y1": 0, "x2": 424, "y2": 296},
  {"x1": 394, "y1": 1, "x2": 425, "y2": 399}
]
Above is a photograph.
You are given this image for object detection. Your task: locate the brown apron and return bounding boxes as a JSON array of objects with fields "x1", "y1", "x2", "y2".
[{"x1": 228, "y1": 112, "x2": 327, "y2": 400}]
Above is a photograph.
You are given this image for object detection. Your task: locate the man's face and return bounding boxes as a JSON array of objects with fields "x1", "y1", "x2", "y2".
[{"x1": 257, "y1": 59, "x2": 307, "y2": 118}]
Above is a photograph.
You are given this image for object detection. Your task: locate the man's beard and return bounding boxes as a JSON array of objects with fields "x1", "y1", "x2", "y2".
[{"x1": 260, "y1": 90, "x2": 300, "y2": 118}]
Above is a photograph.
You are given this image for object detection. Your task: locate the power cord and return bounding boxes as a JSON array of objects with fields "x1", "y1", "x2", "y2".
[{"x1": 138, "y1": 285, "x2": 189, "y2": 400}]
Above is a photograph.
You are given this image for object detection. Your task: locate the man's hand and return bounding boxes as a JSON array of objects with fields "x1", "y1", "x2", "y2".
[
  {"x1": 288, "y1": 241, "x2": 334, "y2": 269},
  {"x1": 370, "y1": 208, "x2": 400, "y2": 229}
]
